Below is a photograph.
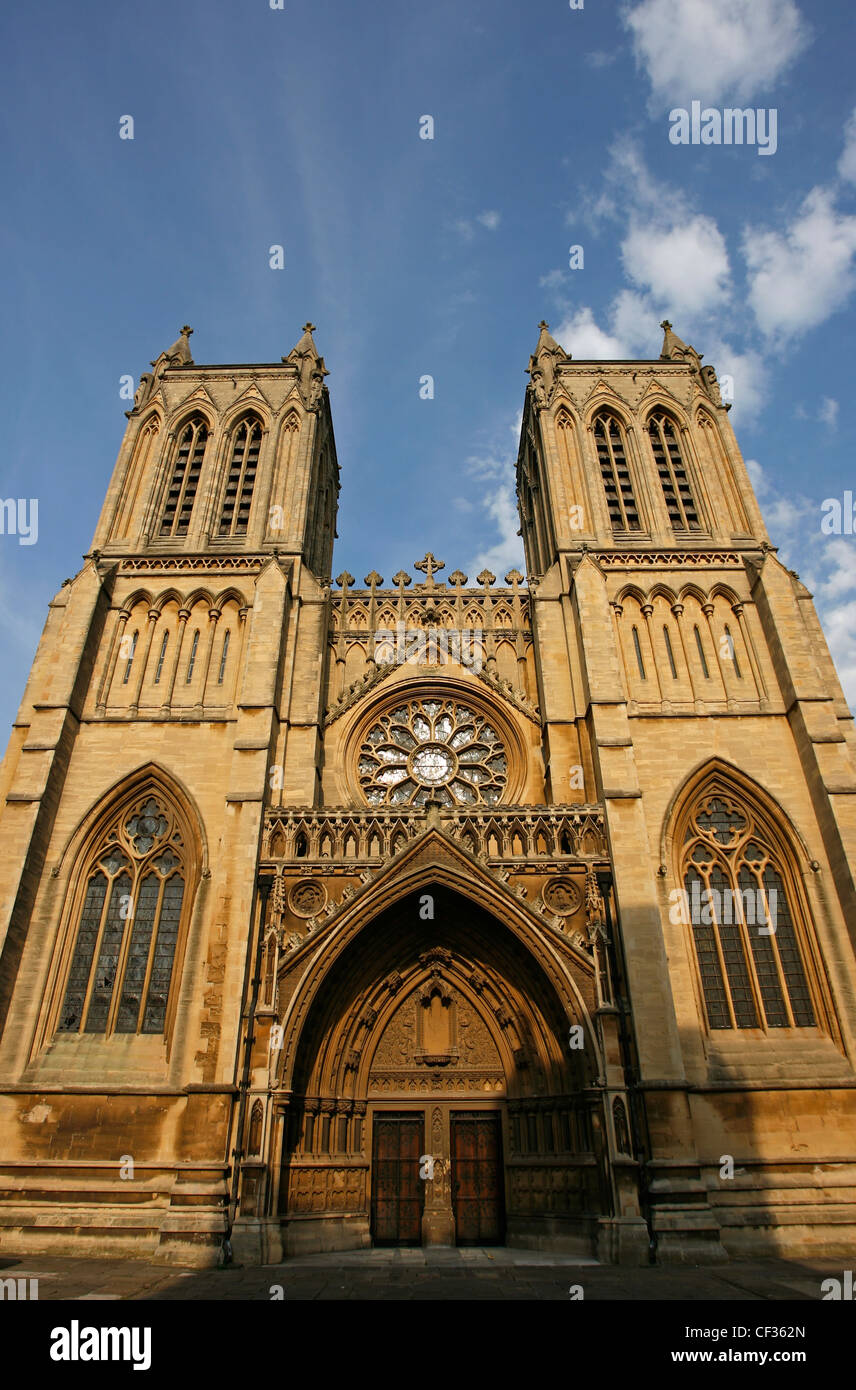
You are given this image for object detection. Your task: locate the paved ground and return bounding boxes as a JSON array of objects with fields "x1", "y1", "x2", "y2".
[{"x1": 0, "y1": 1248, "x2": 846, "y2": 1300}]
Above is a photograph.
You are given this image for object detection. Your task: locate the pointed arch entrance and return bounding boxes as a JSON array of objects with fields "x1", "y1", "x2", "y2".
[{"x1": 273, "y1": 882, "x2": 610, "y2": 1254}]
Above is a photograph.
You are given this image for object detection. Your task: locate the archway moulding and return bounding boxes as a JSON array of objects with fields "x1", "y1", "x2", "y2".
[{"x1": 272, "y1": 828, "x2": 603, "y2": 1090}]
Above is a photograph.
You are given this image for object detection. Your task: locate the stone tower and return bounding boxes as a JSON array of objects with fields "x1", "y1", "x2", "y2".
[
  {"x1": 519, "y1": 318, "x2": 856, "y2": 1260},
  {"x1": 0, "y1": 319, "x2": 853, "y2": 1267},
  {"x1": 0, "y1": 324, "x2": 340, "y2": 1260}
]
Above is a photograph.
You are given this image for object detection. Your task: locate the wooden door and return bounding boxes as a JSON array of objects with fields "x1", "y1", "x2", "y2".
[
  {"x1": 451, "y1": 1111, "x2": 504, "y2": 1245},
  {"x1": 371, "y1": 1113, "x2": 424, "y2": 1246}
]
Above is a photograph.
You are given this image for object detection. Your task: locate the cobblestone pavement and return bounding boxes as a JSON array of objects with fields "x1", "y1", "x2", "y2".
[{"x1": 0, "y1": 1249, "x2": 844, "y2": 1301}]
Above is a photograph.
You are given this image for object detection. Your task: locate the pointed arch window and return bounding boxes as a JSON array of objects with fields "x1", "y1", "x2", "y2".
[
  {"x1": 679, "y1": 788, "x2": 817, "y2": 1032},
  {"x1": 160, "y1": 416, "x2": 208, "y2": 537},
  {"x1": 58, "y1": 790, "x2": 192, "y2": 1037},
  {"x1": 122, "y1": 630, "x2": 138, "y2": 685},
  {"x1": 649, "y1": 413, "x2": 699, "y2": 529},
  {"x1": 593, "y1": 413, "x2": 640, "y2": 531},
  {"x1": 663, "y1": 625, "x2": 678, "y2": 679},
  {"x1": 219, "y1": 416, "x2": 261, "y2": 537},
  {"x1": 154, "y1": 631, "x2": 169, "y2": 684},
  {"x1": 217, "y1": 629, "x2": 230, "y2": 684}
]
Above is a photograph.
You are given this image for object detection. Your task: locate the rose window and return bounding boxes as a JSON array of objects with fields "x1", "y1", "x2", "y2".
[{"x1": 358, "y1": 699, "x2": 508, "y2": 807}]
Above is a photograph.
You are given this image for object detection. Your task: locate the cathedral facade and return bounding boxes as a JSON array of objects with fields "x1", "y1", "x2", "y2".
[{"x1": 0, "y1": 321, "x2": 854, "y2": 1267}]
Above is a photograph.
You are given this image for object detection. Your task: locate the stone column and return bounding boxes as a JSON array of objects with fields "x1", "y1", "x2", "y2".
[{"x1": 421, "y1": 1104, "x2": 455, "y2": 1245}]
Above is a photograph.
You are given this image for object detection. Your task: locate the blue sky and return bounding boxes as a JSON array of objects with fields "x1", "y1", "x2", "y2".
[{"x1": 1, "y1": 0, "x2": 855, "y2": 733}]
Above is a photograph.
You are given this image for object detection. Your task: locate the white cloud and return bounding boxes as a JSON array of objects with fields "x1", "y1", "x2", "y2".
[
  {"x1": 705, "y1": 340, "x2": 768, "y2": 421},
  {"x1": 817, "y1": 597, "x2": 856, "y2": 708},
  {"x1": 744, "y1": 457, "x2": 768, "y2": 496},
  {"x1": 623, "y1": 0, "x2": 810, "y2": 107},
  {"x1": 839, "y1": 107, "x2": 856, "y2": 184},
  {"x1": 539, "y1": 269, "x2": 566, "y2": 291},
  {"x1": 819, "y1": 396, "x2": 839, "y2": 430},
  {"x1": 740, "y1": 459, "x2": 855, "y2": 707},
  {"x1": 585, "y1": 50, "x2": 617, "y2": 70},
  {"x1": 610, "y1": 289, "x2": 660, "y2": 356},
  {"x1": 818, "y1": 538, "x2": 856, "y2": 600},
  {"x1": 477, "y1": 210, "x2": 501, "y2": 230},
  {"x1": 468, "y1": 484, "x2": 525, "y2": 580},
  {"x1": 743, "y1": 187, "x2": 856, "y2": 340},
  {"x1": 554, "y1": 306, "x2": 631, "y2": 358},
  {"x1": 465, "y1": 451, "x2": 506, "y2": 482},
  {"x1": 622, "y1": 214, "x2": 731, "y2": 315}
]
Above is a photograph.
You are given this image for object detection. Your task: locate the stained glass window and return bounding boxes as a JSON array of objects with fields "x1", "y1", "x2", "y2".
[
  {"x1": 58, "y1": 791, "x2": 189, "y2": 1037},
  {"x1": 681, "y1": 790, "x2": 816, "y2": 1032},
  {"x1": 358, "y1": 699, "x2": 508, "y2": 808}
]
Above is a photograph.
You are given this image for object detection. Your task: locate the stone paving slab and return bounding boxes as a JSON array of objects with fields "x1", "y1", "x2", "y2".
[{"x1": 0, "y1": 1249, "x2": 846, "y2": 1301}]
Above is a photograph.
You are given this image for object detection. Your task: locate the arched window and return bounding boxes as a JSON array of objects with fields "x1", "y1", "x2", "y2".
[
  {"x1": 160, "y1": 416, "x2": 208, "y2": 537},
  {"x1": 185, "y1": 629, "x2": 200, "y2": 683},
  {"x1": 631, "y1": 625, "x2": 646, "y2": 679},
  {"x1": 648, "y1": 413, "x2": 699, "y2": 530},
  {"x1": 122, "y1": 630, "x2": 138, "y2": 685},
  {"x1": 154, "y1": 630, "x2": 169, "y2": 684},
  {"x1": 679, "y1": 786, "x2": 817, "y2": 1032},
  {"x1": 663, "y1": 625, "x2": 678, "y2": 679},
  {"x1": 724, "y1": 623, "x2": 742, "y2": 678},
  {"x1": 217, "y1": 629, "x2": 230, "y2": 684},
  {"x1": 593, "y1": 414, "x2": 640, "y2": 531},
  {"x1": 219, "y1": 416, "x2": 261, "y2": 537},
  {"x1": 693, "y1": 624, "x2": 710, "y2": 678},
  {"x1": 58, "y1": 789, "x2": 193, "y2": 1037}
]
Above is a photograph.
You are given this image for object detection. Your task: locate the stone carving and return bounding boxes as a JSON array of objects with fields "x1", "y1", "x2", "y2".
[
  {"x1": 263, "y1": 804, "x2": 606, "y2": 867},
  {"x1": 128, "y1": 325, "x2": 194, "y2": 417},
  {"x1": 526, "y1": 321, "x2": 569, "y2": 408},
  {"x1": 659, "y1": 319, "x2": 702, "y2": 374},
  {"x1": 612, "y1": 1096, "x2": 631, "y2": 1156},
  {"x1": 286, "y1": 1164, "x2": 366, "y2": 1214},
  {"x1": 585, "y1": 868, "x2": 608, "y2": 943},
  {"x1": 542, "y1": 877, "x2": 583, "y2": 916},
  {"x1": 282, "y1": 322, "x2": 329, "y2": 410},
  {"x1": 288, "y1": 879, "x2": 327, "y2": 918}
]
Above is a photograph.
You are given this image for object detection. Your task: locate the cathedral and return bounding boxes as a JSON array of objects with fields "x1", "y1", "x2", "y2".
[{"x1": 0, "y1": 319, "x2": 854, "y2": 1269}]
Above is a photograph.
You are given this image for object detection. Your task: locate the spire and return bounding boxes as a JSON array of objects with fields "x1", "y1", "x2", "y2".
[
  {"x1": 659, "y1": 319, "x2": 701, "y2": 369},
  {"x1": 534, "y1": 319, "x2": 565, "y2": 360},
  {"x1": 526, "y1": 319, "x2": 569, "y2": 407},
  {"x1": 283, "y1": 322, "x2": 329, "y2": 410},
  {"x1": 163, "y1": 325, "x2": 194, "y2": 367},
  {"x1": 129, "y1": 324, "x2": 194, "y2": 416}
]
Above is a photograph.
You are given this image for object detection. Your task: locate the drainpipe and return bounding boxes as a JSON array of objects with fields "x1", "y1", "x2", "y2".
[
  {"x1": 223, "y1": 873, "x2": 271, "y2": 1263},
  {"x1": 596, "y1": 869, "x2": 657, "y2": 1263}
]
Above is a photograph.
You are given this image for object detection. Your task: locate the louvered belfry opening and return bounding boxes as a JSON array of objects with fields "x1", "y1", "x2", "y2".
[{"x1": 219, "y1": 416, "x2": 261, "y2": 537}]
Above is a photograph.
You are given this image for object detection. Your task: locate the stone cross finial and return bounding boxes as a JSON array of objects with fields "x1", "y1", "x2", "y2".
[
  {"x1": 505, "y1": 568, "x2": 524, "y2": 586},
  {"x1": 448, "y1": 569, "x2": 468, "y2": 588},
  {"x1": 392, "y1": 570, "x2": 412, "y2": 589},
  {"x1": 476, "y1": 569, "x2": 496, "y2": 588},
  {"x1": 413, "y1": 553, "x2": 445, "y2": 591},
  {"x1": 302, "y1": 322, "x2": 317, "y2": 335},
  {"x1": 335, "y1": 571, "x2": 355, "y2": 590},
  {"x1": 364, "y1": 571, "x2": 383, "y2": 589}
]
